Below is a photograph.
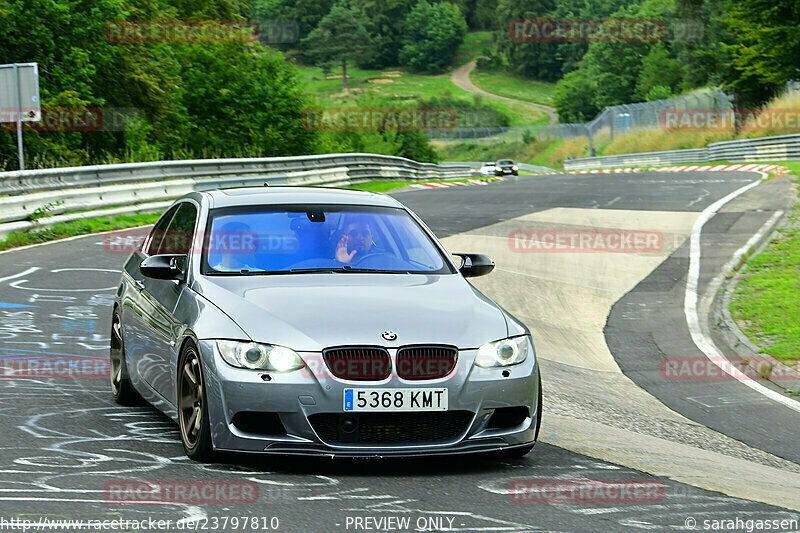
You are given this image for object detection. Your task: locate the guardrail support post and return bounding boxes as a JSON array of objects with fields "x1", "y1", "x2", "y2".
[{"x1": 586, "y1": 125, "x2": 596, "y2": 157}]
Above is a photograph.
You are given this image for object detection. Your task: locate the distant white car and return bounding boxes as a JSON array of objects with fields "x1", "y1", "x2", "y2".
[{"x1": 478, "y1": 162, "x2": 497, "y2": 177}]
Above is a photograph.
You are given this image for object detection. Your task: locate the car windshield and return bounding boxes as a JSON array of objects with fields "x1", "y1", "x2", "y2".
[
  {"x1": 498, "y1": 160, "x2": 514, "y2": 165},
  {"x1": 204, "y1": 205, "x2": 451, "y2": 275}
]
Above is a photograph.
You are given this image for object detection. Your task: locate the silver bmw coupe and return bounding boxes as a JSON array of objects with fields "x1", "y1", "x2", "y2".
[{"x1": 111, "y1": 187, "x2": 542, "y2": 460}]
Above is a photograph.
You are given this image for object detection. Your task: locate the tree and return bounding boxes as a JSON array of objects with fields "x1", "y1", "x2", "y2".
[
  {"x1": 301, "y1": 3, "x2": 374, "y2": 90},
  {"x1": 0, "y1": 0, "x2": 317, "y2": 169},
  {"x1": 582, "y1": 40, "x2": 648, "y2": 108},
  {"x1": 178, "y1": 43, "x2": 316, "y2": 157},
  {"x1": 553, "y1": 67, "x2": 600, "y2": 123},
  {"x1": 493, "y1": 0, "x2": 558, "y2": 81},
  {"x1": 635, "y1": 43, "x2": 683, "y2": 100},
  {"x1": 254, "y1": 0, "x2": 336, "y2": 39},
  {"x1": 644, "y1": 85, "x2": 672, "y2": 101},
  {"x1": 350, "y1": 0, "x2": 417, "y2": 68},
  {"x1": 493, "y1": 0, "x2": 634, "y2": 82},
  {"x1": 723, "y1": 0, "x2": 799, "y2": 107},
  {"x1": 398, "y1": 1, "x2": 468, "y2": 73}
]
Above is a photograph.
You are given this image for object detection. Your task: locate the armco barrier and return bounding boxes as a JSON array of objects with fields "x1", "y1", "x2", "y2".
[
  {"x1": 0, "y1": 154, "x2": 470, "y2": 239},
  {"x1": 0, "y1": 153, "x2": 468, "y2": 196},
  {"x1": 563, "y1": 133, "x2": 800, "y2": 171}
]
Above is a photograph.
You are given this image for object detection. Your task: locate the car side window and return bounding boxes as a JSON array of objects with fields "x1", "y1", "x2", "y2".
[
  {"x1": 158, "y1": 203, "x2": 198, "y2": 255},
  {"x1": 145, "y1": 206, "x2": 179, "y2": 256}
]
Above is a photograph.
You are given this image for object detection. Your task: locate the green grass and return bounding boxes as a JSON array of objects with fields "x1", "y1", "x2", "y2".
[
  {"x1": 728, "y1": 164, "x2": 800, "y2": 363},
  {"x1": 0, "y1": 213, "x2": 161, "y2": 252},
  {"x1": 345, "y1": 180, "x2": 415, "y2": 193},
  {"x1": 296, "y1": 64, "x2": 547, "y2": 127},
  {"x1": 298, "y1": 65, "x2": 456, "y2": 107},
  {"x1": 731, "y1": 193, "x2": 800, "y2": 362},
  {"x1": 483, "y1": 99, "x2": 550, "y2": 126},
  {"x1": 454, "y1": 31, "x2": 494, "y2": 66},
  {"x1": 470, "y1": 67, "x2": 557, "y2": 106},
  {"x1": 434, "y1": 136, "x2": 593, "y2": 170}
]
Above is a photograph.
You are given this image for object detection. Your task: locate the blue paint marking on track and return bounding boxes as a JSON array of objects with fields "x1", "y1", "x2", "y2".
[{"x1": 0, "y1": 303, "x2": 36, "y2": 308}]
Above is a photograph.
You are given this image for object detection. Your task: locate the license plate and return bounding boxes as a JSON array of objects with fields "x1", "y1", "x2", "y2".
[{"x1": 343, "y1": 388, "x2": 448, "y2": 412}]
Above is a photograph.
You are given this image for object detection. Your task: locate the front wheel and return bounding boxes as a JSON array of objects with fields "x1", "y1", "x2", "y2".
[{"x1": 178, "y1": 344, "x2": 214, "y2": 461}]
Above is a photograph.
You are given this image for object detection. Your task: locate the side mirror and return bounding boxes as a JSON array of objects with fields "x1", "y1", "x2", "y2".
[
  {"x1": 453, "y1": 253, "x2": 495, "y2": 278},
  {"x1": 141, "y1": 254, "x2": 187, "y2": 281}
]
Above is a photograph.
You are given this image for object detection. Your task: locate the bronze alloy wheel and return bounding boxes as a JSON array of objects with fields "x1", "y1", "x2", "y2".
[{"x1": 178, "y1": 345, "x2": 213, "y2": 460}]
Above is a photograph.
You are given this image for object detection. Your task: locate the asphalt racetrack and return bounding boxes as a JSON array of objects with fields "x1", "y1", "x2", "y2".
[{"x1": 0, "y1": 171, "x2": 798, "y2": 531}]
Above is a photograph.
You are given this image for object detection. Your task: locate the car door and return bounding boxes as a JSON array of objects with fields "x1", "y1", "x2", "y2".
[
  {"x1": 139, "y1": 201, "x2": 199, "y2": 403},
  {"x1": 121, "y1": 205, "x2": 179, "y2": 398}
]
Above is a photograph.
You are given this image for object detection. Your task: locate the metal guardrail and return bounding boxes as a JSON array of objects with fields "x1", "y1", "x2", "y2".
[
  {"x1": 0, "y1": 154, "x2": 470, "y2": 239},
  {"x1": 0, "y1": 153, "x2": 468, "y2": 196},
  {"x1": 563, "y1": 133, "x2": 800, "y2": 171}
]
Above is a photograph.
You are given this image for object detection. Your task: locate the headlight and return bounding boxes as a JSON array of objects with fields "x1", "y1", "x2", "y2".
[
  {"x1": 512, "y1": 165, "x2": 518, "y2": 171},
  {"x1": 474, "y1": 336, "x2": 532, "y2": 368},
  {"x1": 216, "y1": 340, "x2": 304, "y2": 372}
]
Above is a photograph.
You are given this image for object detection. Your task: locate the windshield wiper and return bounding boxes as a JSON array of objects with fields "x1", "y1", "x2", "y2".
[
  {"x1": 344, "y1": 268, "x2": 411, "y2": 274},
  {"x1": 287, "y1": 267, "x2": 354, "y2": 274},
  {"x1": 285, "y1": 267, "x2": 411, "y2": 274}
]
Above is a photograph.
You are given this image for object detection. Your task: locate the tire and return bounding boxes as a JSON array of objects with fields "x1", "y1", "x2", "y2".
[
  {"x1": 110, "y1": 310, "x2": 142, "y2": 406},
  {"x1": 178, "y1": 343, "x2": 214, "y2": 461}
]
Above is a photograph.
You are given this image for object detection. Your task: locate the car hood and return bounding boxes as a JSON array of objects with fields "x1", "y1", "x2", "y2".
[{"x1": 193, "y1": 274, "x2": 509, "y2": 351}]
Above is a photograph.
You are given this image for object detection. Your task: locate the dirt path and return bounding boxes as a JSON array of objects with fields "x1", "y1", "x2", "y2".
[{"x1": 450, "y1": 60, "x2": 559, "y2": 125}]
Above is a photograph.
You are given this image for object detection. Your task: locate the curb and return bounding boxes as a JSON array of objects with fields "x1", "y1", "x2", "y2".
[
  {"x1": 712, "y1": 178, "x2": 800, "y2": 394},
  {"x1": 542, "y1": 163, "x2": 790, "y2": 177},
  {"x1": 408, "y1": 177, "x2": 504, "y2": 189},
  {"x1": 688, "y1": 171, "x2": 800, "y2": 412}
]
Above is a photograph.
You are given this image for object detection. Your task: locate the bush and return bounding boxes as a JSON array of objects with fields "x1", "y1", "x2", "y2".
[
  {"x1": 645, "y1": 85, "x2": 673, "y2": 101},
  {"x1": 553, "y1": 69, "x2": 601, "y2": 123}
]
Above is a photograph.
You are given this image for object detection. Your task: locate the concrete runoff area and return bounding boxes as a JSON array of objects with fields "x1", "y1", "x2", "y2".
[
  {"x1": 442, "y1": 208, "x2": 699, "y2": 372},
  {"x1": 440, "y1": 200, "x2": 800, "y2": 512}
]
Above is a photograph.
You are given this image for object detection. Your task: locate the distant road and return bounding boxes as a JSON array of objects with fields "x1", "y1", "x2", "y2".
[{"x1": 450, "y1": 60, "x2": 559, "y2": 125}]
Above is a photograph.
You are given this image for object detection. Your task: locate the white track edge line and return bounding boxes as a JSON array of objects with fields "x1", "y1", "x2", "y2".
[
  {"x1": 684, "y1": 171, "x2": 800, "y2": 412},
  {"x1": 0, "y1": 267, "x2": 40, "y2": 284}
]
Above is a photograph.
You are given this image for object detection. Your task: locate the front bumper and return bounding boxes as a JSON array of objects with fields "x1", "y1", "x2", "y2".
[{"x1": 198, "y1": 341, "x2": 540, "y2": 457}]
